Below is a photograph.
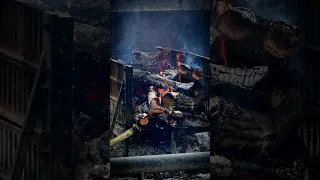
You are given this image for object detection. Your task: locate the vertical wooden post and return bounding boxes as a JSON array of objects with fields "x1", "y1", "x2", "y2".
[
  {"x1": 124, "y1": 65, "x2": 133, "y2": 157},
  {"x1": 49, "y1": 12, "x2": 74, "y2": 180},
  {"x1": 41, "y1": 11, "x2": 53, "y2": 180}
]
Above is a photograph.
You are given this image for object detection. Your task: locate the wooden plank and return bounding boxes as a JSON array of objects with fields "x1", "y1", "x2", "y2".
[
  {"x1": 5, "y1": 64, "x2": 10, "y2": 109},
  {"x1": 313, "y1": 123, "x2": 318, "y2": 158},
  {"x1": 2, "y1": 124, "x2": 6, "y2": 170},
  {"x1": 318, "y1": 123, "x2": 320, "y2": 161},
  {"x1": 110, "y1": 76, "x2": 123, "y2": 84},
  {"x1": 25, "y1": 147, "x2": 29, "y2": 180},
  {"x1": 11, "y1": 66, "x2": 15, "y2": 113},
  {"x1": 0, "y1": 124, "x2": 3, "y2": 169},
  {"x1": 7, "y1": 129, "x2": 11, "y2": 169},
  {"x1": 110, "y1": 82, "x2": 125, "y2": 135},
  {"x1": 35, "y1": 143, "x2": 40, "y2": 180},
  {"x1": 31, "y1": 12, "x2": 36, "y2": 63},
  {"x1": 124, "y1": 65, "x2": 133, "y2": 157},
  {"x1": 9, "y1": 3, "x2": 14, "y2": 50},
  {"x1": 36, "y1": 13, "x2": 42, "y2": 63},
  {"x1": 9, "y1": 52, "x2": 45, "y2": 180},
  {"x1": 12, "y1": 131, "x2": 17, "y2": 169},
  {"x1": 307, "y1": 118, "x2": 311, "y2": 155},
  {"x1": 0, "y1": 47, "x2": 40, "y2": 71},
  {"x1": 30, "y1": 141, "x2": 34, "y2": 180},
  {"x1": 16, "y1": 69, "x2": 21, "y2": 117},
  {"x1": 0, "y1": 59, "x2": 4, "y2": 106},
  {"x1": 40, "y1": 11, "x2": 53, "y2": 180}
]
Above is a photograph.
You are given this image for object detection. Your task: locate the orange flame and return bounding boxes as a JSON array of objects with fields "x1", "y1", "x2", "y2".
[
  {"x1": 157, "y1": 81, "x2": 173, "y2": 96},
  {"x1": 158, "y1": 87, "x2": 170, "y2": 96}
]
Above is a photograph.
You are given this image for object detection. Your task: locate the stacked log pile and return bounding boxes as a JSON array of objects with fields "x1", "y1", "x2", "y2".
[{"x1": 211, "y1": 0, "x2": 300, "y2": 66}]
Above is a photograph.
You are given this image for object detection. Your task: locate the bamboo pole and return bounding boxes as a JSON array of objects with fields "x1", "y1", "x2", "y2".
[{"x1": 110, "y1": 124, "x2": 139, "y2": 147}]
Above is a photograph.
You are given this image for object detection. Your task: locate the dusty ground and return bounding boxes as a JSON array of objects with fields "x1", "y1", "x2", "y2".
[{"x1": 110, "y1": 125, "x2": 210, "y2": 179}]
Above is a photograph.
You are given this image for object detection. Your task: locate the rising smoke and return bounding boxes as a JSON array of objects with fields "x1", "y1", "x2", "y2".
[
  {"x1": 241, "y1": 0, "x2": 297, "y2": 25},
  {"x1": 111, "y1": 10, "x2": 210, "y2": 67}
]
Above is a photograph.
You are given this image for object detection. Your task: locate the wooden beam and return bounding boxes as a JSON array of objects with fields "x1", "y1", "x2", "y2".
[
  {"x1": 40, "y1": 10, "x2": 54, "y2": 180},
  {"x1": 124, "y1": 65, "x2": 133, "y2": 157},
  {"x1": 49, "y1": 12, "x2": 74, "y2": 180},
  {"x1": 110, "y1": 82, "x2": 125, "y2": 136}
]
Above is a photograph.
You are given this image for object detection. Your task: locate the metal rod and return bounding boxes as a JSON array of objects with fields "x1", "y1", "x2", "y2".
[{"x1": 110, "y1": 152, "x2": 210, "y2": 175}]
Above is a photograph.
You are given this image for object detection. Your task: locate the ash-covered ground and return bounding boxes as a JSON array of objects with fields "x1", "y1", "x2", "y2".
[
  {"x1": 110, "y1": 131, "x2": 210, "y2": 179},
  {"x1": 111, "y1": 131, "x2": 209, "y2": 158}
]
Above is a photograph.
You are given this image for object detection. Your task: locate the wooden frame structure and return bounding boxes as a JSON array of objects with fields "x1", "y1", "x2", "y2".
[
  {"x1": 0, "y1": 1, "x2": 74, "y2": 180},
  {"x1": 110, "y1": 59, "x2": 133, "y2": 157}
]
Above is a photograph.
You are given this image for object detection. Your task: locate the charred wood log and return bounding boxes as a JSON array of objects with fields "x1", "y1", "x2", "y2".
[
  {"x1": 264, "y1": 21, "x2": 300, "y2": 58},
  {"x1": 216, "y1": 6, "x2": 258, "y2": 40},
  {"x1": 174, "y1": 93, "x2": 198, "y2": 112},
  {"x1": 149, "y1": 98, "x2": 166, "y2": 118},
  {"x1": 212, "y1": 3, "x2": 300, "y2": 64},
  {"x1": 132, "y1": 49, "x2": 159, "y2": 72},
  {"x1": 133, "y1": 69, "x2": 194, "y2": 91},
  {"x1": 210, "y1": 90, "x2": 303, "y2": 162},
  {"x1": 156, "y1": 47, "x2": 172, "y2": 73}
]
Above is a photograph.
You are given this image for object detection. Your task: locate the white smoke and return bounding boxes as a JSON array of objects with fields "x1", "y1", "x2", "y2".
[{"x1": 241, "y1": 0, "x2": 297, "y2": 24}]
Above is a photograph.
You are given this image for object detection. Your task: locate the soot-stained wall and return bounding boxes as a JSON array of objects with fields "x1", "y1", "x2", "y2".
[{"x1": 110, "y1": 10, "x2": 210, "y2": 63}]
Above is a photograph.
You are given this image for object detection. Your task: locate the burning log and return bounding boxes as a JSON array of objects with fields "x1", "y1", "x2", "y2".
[
  {"x1": 133, "y1": 69, "x2": 194, "y2": 92},
  {"x1": 149, "y1": 98, "x2": 166, "y2": 118},
  {"x1": 156, "y1": 47, "x2": 172, "y2": 73},
  {"x1": 132, "y1": 49, "x2": 159, "y2": 72},
  {"x1": 264, "y1": 21, "x2": 300, "y2": 58}
]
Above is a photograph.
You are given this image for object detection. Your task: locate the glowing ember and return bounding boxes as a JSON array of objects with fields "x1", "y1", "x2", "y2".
[
  {"x1": 157, "y1": 81, "x2": 173, "y2": 97},
  {"x1": 158, "y1": 87, "x2": 170, "y2": 96}
]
